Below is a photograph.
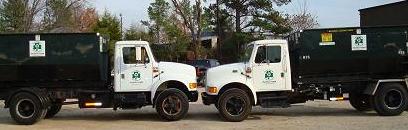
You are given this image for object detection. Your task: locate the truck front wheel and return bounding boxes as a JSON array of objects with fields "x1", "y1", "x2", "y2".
[
  {"x1": 155, "y1": 88, "x2": 189, "y2": 121},
  {"x1": 9, "y1": 92, "x2": 47, "y2": 125},
  {"x1": 217, "y1": 88, "x2": 252, "y2": 122},
  {"x1": 349, "y1": 93, "x2": 371, "y2": 111},
  {"x1": 371, "y1": 83, "x2": 408, "y2": 116}
]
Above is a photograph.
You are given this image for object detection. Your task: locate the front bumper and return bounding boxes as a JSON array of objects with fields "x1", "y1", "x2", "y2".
[
  {"x1": 201, "y1": 92, "x2": 217, "y2": 105},
  {"x1": 188, "y1": 91, "x2": 199, "y2": 102}
]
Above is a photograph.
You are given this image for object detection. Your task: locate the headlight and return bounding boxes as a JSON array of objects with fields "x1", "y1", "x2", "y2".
[{"x1": 208, "y1": 86, "x2": 218, "y2": 93}]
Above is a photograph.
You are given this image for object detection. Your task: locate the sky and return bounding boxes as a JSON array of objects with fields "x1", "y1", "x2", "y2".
[{"x1": 89, "y1": 0, "x2": 404, "y2": 29}]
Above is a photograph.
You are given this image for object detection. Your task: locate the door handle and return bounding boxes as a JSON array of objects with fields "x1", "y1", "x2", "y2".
[{"x1": 121, "y1": 74, "x2": 125, "y2": 79}]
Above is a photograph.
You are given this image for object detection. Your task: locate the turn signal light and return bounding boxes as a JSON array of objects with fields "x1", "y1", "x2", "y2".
[
  {"x1": 189, "y1": 83, "x2": 197, "y2": 89},
  {"x1": 208, "y1": 87, "x2": 218, "y2": 93}
]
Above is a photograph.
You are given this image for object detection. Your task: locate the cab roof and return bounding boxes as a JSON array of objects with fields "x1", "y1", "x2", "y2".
[
  {"x1": 251, "y1": 39, "x2": 287, "y2": 45},
  {"x1": 116, "y1": 41, "x2": 149, "y2": 45}
]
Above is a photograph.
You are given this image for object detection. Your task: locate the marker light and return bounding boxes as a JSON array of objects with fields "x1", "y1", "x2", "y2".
[
  {"x1": 208, "y1": 87, "x2": 218, "y2": 93},
  {"x1": 85, "y1": 102, "x2": 102, "y2": 107}
]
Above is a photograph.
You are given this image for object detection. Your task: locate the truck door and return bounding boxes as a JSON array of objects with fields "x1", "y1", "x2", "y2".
[
  {"x1": 117, "y1": 45, "x2": 153, "y2": 92},
  {"x1": 251, "y1": 45, "x2": 286, "y2": 91}
]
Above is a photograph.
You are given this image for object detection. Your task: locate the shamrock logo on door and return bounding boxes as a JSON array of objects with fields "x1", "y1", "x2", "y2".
[
  {"x1": 132, "y1": 71, "x2": 141, "y2": 81},
  {"x1": 265, "y1": 70, "x2": 274, "y2": 80}
]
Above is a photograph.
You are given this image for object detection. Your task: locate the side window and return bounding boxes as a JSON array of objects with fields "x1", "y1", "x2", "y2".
[
  {"x1": 255, "y1": 46, "x2": 281, "y2": 63},
  {"x1": 267, "y1": 46, "x2": 281, "y2": 63},
  {"x1": 140, "y1": 47, "x2": 150, "y2": 64},
  {"x1": 123, "y1": 47, "x2": 137, "y2": 64},
  {"x1": 255, "y1": 46, "x2": 266, "y2": 63},
  {"x1": 122, "y1": 47, "x2": 150, "y2": 64}
]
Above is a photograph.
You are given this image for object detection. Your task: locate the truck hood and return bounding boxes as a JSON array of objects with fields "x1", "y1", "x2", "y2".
[
  {"x1": 207, "y1": 62, "x2": 246, "y2": 74},
  {"x1": 158, "y1": 62, "x2": 196, "y2": 79},
  {"x1": 205, "y1": 62, "x2": 247, "y2": 87}
]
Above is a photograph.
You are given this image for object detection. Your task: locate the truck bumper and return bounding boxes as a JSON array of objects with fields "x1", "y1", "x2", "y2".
[
  {"x1": 188, "y1": 91, "x2": 199, "y2": 102},
  {"x1": 201, "y1": 92, "x2": 217, "y2": 105}
]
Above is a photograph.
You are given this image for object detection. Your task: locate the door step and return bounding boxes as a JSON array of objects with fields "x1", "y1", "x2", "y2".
[{"x1": 259, "y1": 96, "x2": 290, "y2": 108}]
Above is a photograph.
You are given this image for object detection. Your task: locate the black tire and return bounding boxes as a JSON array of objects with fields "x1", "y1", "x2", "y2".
[
  {"x1": 371, "y1": 83, "x2": 408, "y2": 116},
  {"x1": 349, "y1": 93, "x2": 372, "y2": 111},
  {"x1": 9, "y1": 92, "x2": 47, "y2": 125},
  {"x1": 45, "y1": 101, "x2": 62, "y2": 119},
  {"x1": 155, "y1": 88, "x2": 189, "y2": 121},
  {"x1": 217, "y1": 88, "x2": 252, "y2": 122}
]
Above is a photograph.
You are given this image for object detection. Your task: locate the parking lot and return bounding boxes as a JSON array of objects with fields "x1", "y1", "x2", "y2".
[{"x1": 0, "y1": 90, "x2": 408, "y2": 130}]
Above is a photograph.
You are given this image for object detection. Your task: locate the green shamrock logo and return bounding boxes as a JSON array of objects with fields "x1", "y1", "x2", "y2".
[
  {"x1": 265, "y1": 70, "x2": 274, "y2": 80},
  {"x1": 33, "y1": 42, "x2": 42, "y2": 52},
  {"x1": 132, "y1": 71, "x2": 141, "y2": 81},
  {"x1": 355, "y1": 36, "x2": 363, "y2": 45}
]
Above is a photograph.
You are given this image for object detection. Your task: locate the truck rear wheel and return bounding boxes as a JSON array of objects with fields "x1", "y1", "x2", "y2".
[
  {"x1": 9, "y1": 92, "x2": 47, "y2": 125},
  {"x1": 45, "y1": 100, "x2": 63, "y2": 119},
  {"x1": 349, "y1": 93, "x2": 371, "y2": 111},
  {"x1": 371, "y1": 83, "x2": 408, "y2": 116},
  {"x1": 217, "y1": 88, "x2": 252, "y2": 122},
  {"x1": 155, "y1": 88, "x2": 189, "y2": 121}
]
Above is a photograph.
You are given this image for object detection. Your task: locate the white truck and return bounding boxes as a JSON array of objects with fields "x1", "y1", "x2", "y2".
[
  {"x1": 202, "y1": 27, "x2": 408, "y2": 122},
  {"x1": 0, "y1": 33, "x2": 198, "y2": 125}
]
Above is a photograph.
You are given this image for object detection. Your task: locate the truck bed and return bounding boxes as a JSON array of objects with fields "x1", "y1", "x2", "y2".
[
  {"x1": 288, "y1": 25, "x2": 408, "y2": 84},
  {"x1": 0, "y1": 33, "x2": 109, "y2": 88}
]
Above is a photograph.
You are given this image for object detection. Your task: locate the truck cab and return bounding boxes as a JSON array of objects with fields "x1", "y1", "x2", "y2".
[
  {"x1": 111, "y1": 41, "x2": 198, "y2": 120},
  {"x1": 202, "y1": 40, "x2": 292, "y2": 121}
]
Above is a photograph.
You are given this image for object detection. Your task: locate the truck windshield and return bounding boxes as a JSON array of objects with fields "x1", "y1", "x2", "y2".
[{"x1": 240, "y1": 44, "x2": 254, "y2": 62}]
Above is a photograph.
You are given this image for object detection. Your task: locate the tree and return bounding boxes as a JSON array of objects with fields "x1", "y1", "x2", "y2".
[
  {"x1": 124, "y1": 23, "x2": 152, "y2": 42},
  {"x1": 42, "y1": 0, "x2": 95, "y2": 32},
  {"x1": 0, "y1": 0, "x2": 95, "y2": 33},
  {"x1": 93, "y1": 11, "x2": 121, "y2": 57},
  {"x1": 201, "y1": 0, "x2": 293, "y2": 63},
  {"x1": 145, "y1": 0, "x2": 171, "y2": 44},
  {"x1": 144, "y1": 0, "x2": 190, "y2": 62},
  {"x1": 288, "y1": 0, "x2": 319, "y2": 32},
  {"x1": 170, "y1": 0, "x2": 203, "y2": 58},
  {"x1": 76, "y1": 8, "x2": 98, "y2": 32},
  {"x1": 220, "y1": 0, "x2": 291, "y2": 33},
  {"x1": 0, "y1": 0, "x2": 45, "y2": 32}
]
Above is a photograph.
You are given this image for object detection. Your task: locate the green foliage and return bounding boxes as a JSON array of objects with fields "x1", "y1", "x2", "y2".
[
  {"x1": 0, "y1": 7, "x2": 4, "y2": 31},
  {"x1": 220, "y1": 0, "x2": 292, "y2": 33},
  {"x1": 0, "y1": 0, "x2": 92, "y2": 33},
  {"x1": 92, "y1": 11, "x2": 121, "y2": 57},
  {"x1": 124, "y1": 24, "x2": 152, "y2": 42},
  {"x1": 145, "y1": 0, "x2": 191, "y2": 62},
  {"x1": 203, "y1": 0, "x2": 293, "y2": 63},
  {"x1": 221, "y1": 32, "x2": 259, "y2": 63},
  {"x1": 148, "y1": 0, "x2": 170, "y2": 28},
  {"x1": 42, "y1": 0, "x2": 76, "y2": 31},
  {"x1": 0, "y1": 0, "x2": 31, "y2": 32},
  {"x1": 0, "y1": 19, "x2": 6, "y2": 33}
]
